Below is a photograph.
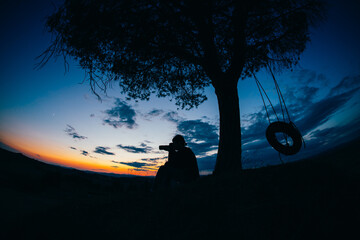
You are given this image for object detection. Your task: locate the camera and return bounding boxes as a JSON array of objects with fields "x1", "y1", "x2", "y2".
[{"x1": 159, "y1": 143, "x2": 174, "y2": 151}]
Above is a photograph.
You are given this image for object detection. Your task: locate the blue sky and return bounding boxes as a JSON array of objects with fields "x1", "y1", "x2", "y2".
[{"x1": 0, "y1": 0, "x2": 359, "y2": 176}]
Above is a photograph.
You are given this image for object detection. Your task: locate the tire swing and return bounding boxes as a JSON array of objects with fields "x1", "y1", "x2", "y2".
[
  {"x1": 266, "y1": 121, "x2": 302, "y2": 156},
  {"x1": 253, "y1": 66, "x2": 304, "y2": 162}
]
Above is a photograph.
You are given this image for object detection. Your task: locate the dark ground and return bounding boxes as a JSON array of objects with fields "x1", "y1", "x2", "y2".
[{"x1": 1, "y1": 139, "x2": 359, "y2": 239}]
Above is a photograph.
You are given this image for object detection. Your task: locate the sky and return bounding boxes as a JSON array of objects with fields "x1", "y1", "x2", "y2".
[{"x1": 0, "y1": 0, "x2": 359, "y2": 176}]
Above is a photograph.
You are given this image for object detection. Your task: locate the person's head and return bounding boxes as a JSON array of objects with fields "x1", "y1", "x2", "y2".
[{"x1": 172, "y1": 135, "x2": 186, "y2": 150}]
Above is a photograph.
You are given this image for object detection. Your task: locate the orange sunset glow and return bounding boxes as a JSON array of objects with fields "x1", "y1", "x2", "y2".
[{"x1": 1, "y1": 135, "x2": 157, "y2": 176}]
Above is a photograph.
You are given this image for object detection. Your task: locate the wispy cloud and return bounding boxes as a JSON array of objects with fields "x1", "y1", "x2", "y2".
[
  {"x1": 140, "y1": 156, "x2": 167, "y2": 162},
  {"x1": 147, "y1": 109, "x2": 164, "y2": 117},
  {"x1": 117, "y1": 143, "x2": 153, "y2": 154},
  {"x1": 114, "y1": 161, "x2": 150, "y2": 168},
  {"x1": 64, "y1": 125, "x2": 87, "y2": 140},
  {"x1": 307, "y1": 121, "x2": 360, "y2": 146},
  {"x1": 162, "y1": 111, "x2": 182, "y2": 123},
  {"x1": 103, "y1": 98, "x2": 137, "y2": 129},
  {"x1": 290, "y1": 69, "x2": 328, "y2": 86},
  {"x1": 329, "y1": 75, "x2": 360, "y2": 96},
  {"x1": 295, "y1": 89, "x2": 357, "y2": 134},
  {"x1": 143, "y1": 109, "x2": 165, "y2": 121},
  {"x1": 81, "y1": 150, "x2": 89, "y2": 156},
  {"x1": 94, "y1": 146, "x2": 115, "y2": 155},
  {"x1": 112, "y1": 160, "x2": 157, "y2": 171}
]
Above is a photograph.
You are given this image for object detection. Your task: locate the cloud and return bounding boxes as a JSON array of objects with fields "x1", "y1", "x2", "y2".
[
  {"x1": 143, "y1": 109, "x2": 165, "y2": 121},
  {"x1": 115, "y1": 162, "x2": 149, "y2": 168},
  {"x1": 69, "y1": 146, "x2": 95, "y2": 157},
  {"x1": 295, "y1": 88, "x2": 359, "y2": 135},
  {"x1": 81, "y1": 150, "x2": 89, "y2": 156},
  {"x1": 112, "y1": 160, "x2": 158, "y2": 171},
  {"x1": 306, "y1": 117, "x2": 360, "y2": 146},
  {"x1": 162, "y1": 111, "x2": 181, "y2": 123},
  {"x1": 147, "y1": 109, "x2": 164, "y2": 117},
  {"x1": 177, "y1": 119, "x2": 219, "y2": 156},
  {"x1": 291, "y1": 69, "x2": 328, "y2": 85},
  {"x1": 64, "y1": 125, "x2": 87, "y2": 140},
  {"x1": 242, "y1": 111, "x2": 269, "y2": 144},
  {"x1": 103, "y1": 98, "x2": 137, "y2": 129},
  {"x1": 145, "y1": 110, "x2": 184, "y2": 123},
  {"x1": 117, "y1": 143, "x2": 153, "y2": 154},
  {"x1": 284, "y1": 86, "x2": 320, "y2": 107},
  {"x1": 140, "y1": 156, "x2": 167, "y2": 162},
  {"x1": 94, "y1": 146, "x2": 115, "y2": 155},
  {"x1": 329, "y1": 75, "x2": 360, "y2": 96}
]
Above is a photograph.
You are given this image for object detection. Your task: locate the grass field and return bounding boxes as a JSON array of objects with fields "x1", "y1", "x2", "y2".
[{"x1": 1, "y1": 138, "x2": 359, "y2": 239}]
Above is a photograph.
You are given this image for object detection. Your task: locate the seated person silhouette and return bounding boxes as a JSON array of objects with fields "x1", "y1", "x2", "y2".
[{"x1": 153, "y1": 135, "x2": 199, "y2": 191}]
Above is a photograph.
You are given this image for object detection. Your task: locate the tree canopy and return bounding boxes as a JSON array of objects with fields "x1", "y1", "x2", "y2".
[{"x1": 40, "y1": 0, "x2": 325, "y2": 108}]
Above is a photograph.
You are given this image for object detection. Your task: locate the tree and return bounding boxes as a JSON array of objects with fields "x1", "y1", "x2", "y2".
[{"x1": 39, "y1": 0, "x2": 325, "y2": 175}]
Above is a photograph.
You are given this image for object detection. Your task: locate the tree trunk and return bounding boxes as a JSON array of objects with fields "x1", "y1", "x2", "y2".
[{"x1": 213, "y1": 83, "x2": 242, "y2": 175}]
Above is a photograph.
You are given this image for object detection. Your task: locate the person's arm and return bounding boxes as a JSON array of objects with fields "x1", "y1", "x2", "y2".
[{"x1": 167, "y1": 147, "x2": 177, "y2": 166}]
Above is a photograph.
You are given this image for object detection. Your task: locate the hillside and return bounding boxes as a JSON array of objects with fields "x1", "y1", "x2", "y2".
[{"x1": 1, "y1": 138, "x2": 359, "y2": 239}]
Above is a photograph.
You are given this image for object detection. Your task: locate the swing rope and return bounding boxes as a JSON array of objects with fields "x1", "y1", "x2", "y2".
[
  {"x1": 252, "y1": 72, "x2": 279, "y2": 124},
  {"x1": 267, "y1": 64, "x2": 290, "y2": 147},
  {"x1": 267, "y1": 64, "x2": 291, "y2": 123},
  {"x1": 252, "y1": 67, "x2": 306, "y2": 163}
]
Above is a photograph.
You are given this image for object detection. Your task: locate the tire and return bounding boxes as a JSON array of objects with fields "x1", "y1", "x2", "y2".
[{"x1": 266, "y1": 121, "x2": 302, "y2": 155}]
